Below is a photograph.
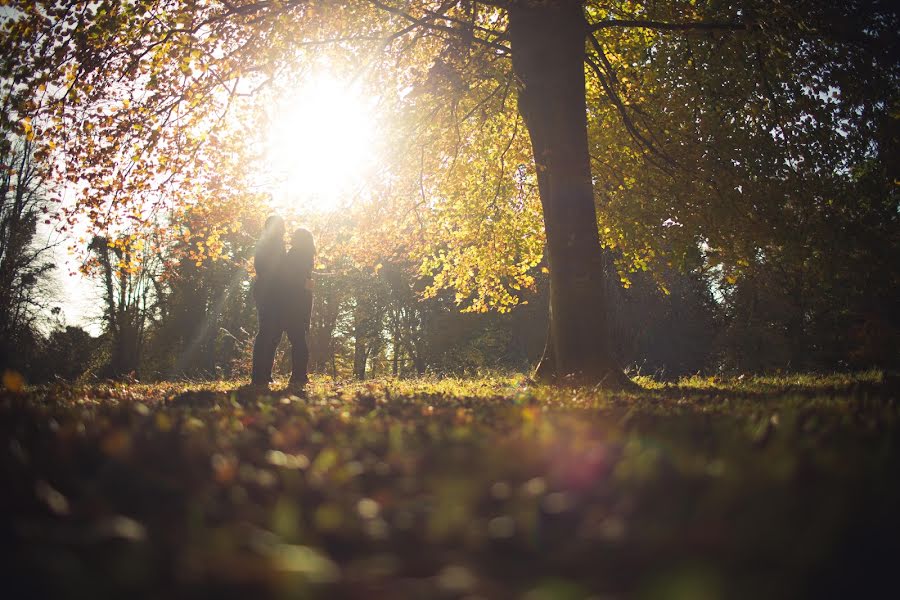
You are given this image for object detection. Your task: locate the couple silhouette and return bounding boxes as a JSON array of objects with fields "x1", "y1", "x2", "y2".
[{"x1": 250, "y1": 215, "x2": 315, "y2": 388}]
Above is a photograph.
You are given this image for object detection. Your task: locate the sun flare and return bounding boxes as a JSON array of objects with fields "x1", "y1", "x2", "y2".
[{"x1": 266, "y1": 74, "x2": 378, "y2": 213}]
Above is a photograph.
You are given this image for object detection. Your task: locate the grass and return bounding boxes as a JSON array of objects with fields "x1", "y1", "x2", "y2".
[{"x1": 1, "y1": 372, "x2": 897, "y2": 599}]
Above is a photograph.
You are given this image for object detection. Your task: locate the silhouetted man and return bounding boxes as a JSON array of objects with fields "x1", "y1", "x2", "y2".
[{"x1": 250, "y1": 215, "x2": 285, "y2": 385}]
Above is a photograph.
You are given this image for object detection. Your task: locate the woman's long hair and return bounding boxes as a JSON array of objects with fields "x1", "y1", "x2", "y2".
[{"x1": 290, "y1": 228, "x2": 316, "y2": 273}]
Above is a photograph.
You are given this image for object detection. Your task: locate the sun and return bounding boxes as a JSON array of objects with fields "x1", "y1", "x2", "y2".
[{"x1": 265, "y1": 73, "x2": 379, "y2": 213}]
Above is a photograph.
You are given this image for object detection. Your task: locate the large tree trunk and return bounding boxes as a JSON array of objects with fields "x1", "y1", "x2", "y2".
[{"x1": 508, "y1": 0, "x2": 631, "y2": 388}]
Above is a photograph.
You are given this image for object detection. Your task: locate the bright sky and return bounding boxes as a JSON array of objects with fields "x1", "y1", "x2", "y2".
[
  {"x1": 264, "y1": 73, "x2": 380, "y2": 214},
  {"x1": 51, "y1": 71, "x2": 383, "y2": 334},
  {"x1": 37, "y1": 221, "x2": 104, "y2": 336}
]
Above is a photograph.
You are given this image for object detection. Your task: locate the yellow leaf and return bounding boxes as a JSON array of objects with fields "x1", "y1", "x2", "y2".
[
  {"x1": 22, "y1": 118, "x2": 34, "y2": 141},
  {"x1": 2, "y1": 370, "x2": 25, "y2": 392}
]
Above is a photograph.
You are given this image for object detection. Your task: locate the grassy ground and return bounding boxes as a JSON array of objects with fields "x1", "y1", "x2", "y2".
[{"x1": 2, "y1": 372, "x2": 898, "y2": 599}]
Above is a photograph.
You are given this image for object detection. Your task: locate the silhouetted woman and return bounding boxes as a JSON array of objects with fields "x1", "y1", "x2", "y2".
[
  {"x1": 282, "y1": 228, "x2": 315, "y2": 387},
  {"x1": 250, "y1": 215, "x2": 285, "y2": 385}
]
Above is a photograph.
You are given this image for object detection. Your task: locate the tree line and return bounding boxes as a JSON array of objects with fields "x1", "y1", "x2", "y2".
[{"x1": 1, "y1": 138, "x2": 894, "y2": 383}]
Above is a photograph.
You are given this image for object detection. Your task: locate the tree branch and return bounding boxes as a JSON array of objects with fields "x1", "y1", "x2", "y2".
[
  {"x1": 590, "y1": 18, "x2": 746, "y2": 33},
  {"x1": 585, "y1": 34, "x2": 677, "y2": 171},
  {"x1": 369, "y1": 0, "x2": 511, "y2": 54}
]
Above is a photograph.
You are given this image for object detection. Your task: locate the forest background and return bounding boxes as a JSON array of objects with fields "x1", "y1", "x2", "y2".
[{"x1": 0, "y1": 0, "x2": 896, "y2": 385}]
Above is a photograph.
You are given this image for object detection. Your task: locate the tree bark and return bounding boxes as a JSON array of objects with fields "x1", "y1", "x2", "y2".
[
  {"x1": 353, "y1": 321, "x2": 368, "y2": 380},
  {"x1": 508, "y1": 0, "x2": 631, "y2": 388}
]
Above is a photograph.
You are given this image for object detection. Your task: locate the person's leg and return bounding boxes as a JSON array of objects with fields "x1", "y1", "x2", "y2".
[
  {"x1": 285, "y1": 313, "x2": 309, "y2": 385},
  {"x1": 251, "y1": 305, "x2": 281, "y2": 385}
]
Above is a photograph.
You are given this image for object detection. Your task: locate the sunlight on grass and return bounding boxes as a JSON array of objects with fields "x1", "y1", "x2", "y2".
[
  {"x1": 3, "y1": 371, "x2": 896, "y2": 597},
  {"x1": 671, "y1": 370, "x2": 884, "y2": 393}
]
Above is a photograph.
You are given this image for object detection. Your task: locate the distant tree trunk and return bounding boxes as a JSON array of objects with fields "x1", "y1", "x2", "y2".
[
  {"x1": 89, "y1": 237, "x2": 143, "y2": 378},
  {"x1": 353, "y1": 322, "x2": 367, "y2": 380},
  {"x1": 413, "y1": 353, "x2": 426, "y2": 376},
  {"x1": 392, "y1": 324, "x2": 400, "y2": 376},
  {"x1": 111, "y1": 312, "x2": 141, "y2": 376},
  {"x1": 310, "y1": 288, "x2": 340, "y2": 375},
  {"x1": 508, "y1": 0, "x2": 630, "y2": 388}
]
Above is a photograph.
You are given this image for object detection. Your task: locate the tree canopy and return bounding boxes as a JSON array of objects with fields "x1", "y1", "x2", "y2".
[{"x1": 2, "y1": 0, "x2": 897, "y2": 380}]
